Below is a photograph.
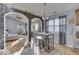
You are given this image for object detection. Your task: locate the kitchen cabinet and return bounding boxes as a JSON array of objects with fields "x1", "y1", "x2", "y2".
[
  {"x1": 76, "y1": 9, "x2": 79, "y2": 25},
  {"x1": 76, "y1": 9, "x2": 79, "y2": 42}
]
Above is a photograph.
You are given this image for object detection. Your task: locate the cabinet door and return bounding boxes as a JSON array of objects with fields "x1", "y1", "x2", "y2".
[{"x1": 76, "y1": 9, "x2": 79, "y2": 25}]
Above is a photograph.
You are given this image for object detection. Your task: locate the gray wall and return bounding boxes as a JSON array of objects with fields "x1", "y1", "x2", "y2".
[
  {"x1": 6, "y1": 16, "x2": 17, "y2": 34},
  {"x1": 48, "y1": 8, "x2": 79, "y2": 48},
  {"x1": 6, "y1": 16, "x2": 26, "y2": 34}
]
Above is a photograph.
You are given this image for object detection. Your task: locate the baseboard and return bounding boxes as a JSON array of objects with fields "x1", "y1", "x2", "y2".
[
  {"x1": 66, "y1": 44, "x2": 74, "y2": 48},
  {"x1": 74, "y1": 46, "x2": 79, "y2": 49},
  {"x1": 0, "y1": 48, "x2": 6, "y2": 52}
]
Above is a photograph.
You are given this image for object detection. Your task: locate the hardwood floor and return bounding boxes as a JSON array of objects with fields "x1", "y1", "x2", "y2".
[
  {"x1": 54, "y1": 43, "x2": 79, "y2": 55},
  {"x1": 40, "y1": 43, "x2": 79, "y2": 55},
  {"x1": 6, "y1": 40, "x2": 79, "y2": 55}
]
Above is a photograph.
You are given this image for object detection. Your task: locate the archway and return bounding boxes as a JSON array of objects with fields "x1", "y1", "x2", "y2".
[
  {"x1": 31, "y1": 18, "x2": 42, "y2": 54},
  {"x1": 4, "y1": 12, "x2": 29, "y2": 49},
  {"x1": 31, "y1": 18, "x2": 42, "y2": 33}
]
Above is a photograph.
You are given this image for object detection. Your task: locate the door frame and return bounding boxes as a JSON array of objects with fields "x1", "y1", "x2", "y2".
[{"x1": 59, "y1": 15, "x2": 67, "y2": 45}]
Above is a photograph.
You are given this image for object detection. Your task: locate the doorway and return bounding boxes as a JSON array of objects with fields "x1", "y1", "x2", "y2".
[{"x1": 59, "y1": 16, "x2": 67, "y2": 45}]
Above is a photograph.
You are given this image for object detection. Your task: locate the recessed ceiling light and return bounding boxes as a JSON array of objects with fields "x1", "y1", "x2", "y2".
[{"x1": 53, "y1": 11, "x2": 56, "y2": 14}]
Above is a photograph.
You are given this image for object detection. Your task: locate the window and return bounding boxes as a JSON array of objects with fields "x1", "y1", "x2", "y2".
[
  {"x1": 55, "y1": 18, "x2": 59, "y2": 25},
  {"x1": 46, "y1": 18, "x2": 59, "y2": 33},
  {"x1": 46, "y1": 20, "x2": 54, "y2": 33},
  {"x1": 59, "y1": 16, "x2": 66, "y2": 32},
  {"x1": 59, "y1": 17, "x2": 66, "y2": 25},
  {"x1": 55, "y1": 26, "x2": 59, "y2": 32},
  {"x1": 55, "y1": 18, "x2": 59, "y2": 32},
  {"x1": 49, "y1": 20, "x2": 54, "y2": 25},
  {"x1": 46, "y1": 17, "x2": 66, "y2": 33}
]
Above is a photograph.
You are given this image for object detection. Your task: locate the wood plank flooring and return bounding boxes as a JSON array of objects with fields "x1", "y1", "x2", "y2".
[{"x1": 54, "y1": 43, "x2": 79, "y2": 55}]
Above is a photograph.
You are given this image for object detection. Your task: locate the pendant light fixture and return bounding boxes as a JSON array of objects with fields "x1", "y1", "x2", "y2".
[{"x1": 42, "y1": 3, "x2": 48, "y2": 32}]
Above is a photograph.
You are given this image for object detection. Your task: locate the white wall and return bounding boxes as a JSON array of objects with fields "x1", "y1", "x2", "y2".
[
  {"x1": 6, "y1": 16, "x2": 17, "y2": 34},
  {"x1": 6, "y1": 16, "x2": 26, "y2": 34},
  {"x1": 48, "y1": 8, "x2": 79, "y2": 48}
]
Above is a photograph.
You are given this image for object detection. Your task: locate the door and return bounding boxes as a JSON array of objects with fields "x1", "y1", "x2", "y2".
[{"x1": 59, "y1": 16, "x2": 66, "y2": 45}]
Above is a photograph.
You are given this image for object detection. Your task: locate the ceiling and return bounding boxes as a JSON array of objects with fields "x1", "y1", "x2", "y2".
[{"x1": 12, "y1": 3, "x2": 79, "y2": 17}]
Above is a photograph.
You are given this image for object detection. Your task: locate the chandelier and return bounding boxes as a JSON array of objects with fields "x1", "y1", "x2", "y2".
[
  {"x1": 42, "y1": 3, "x2": 48, "y2": 20},
  {"x1": 42, "y1": 3, "x2": 48, "y2": 32}
]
